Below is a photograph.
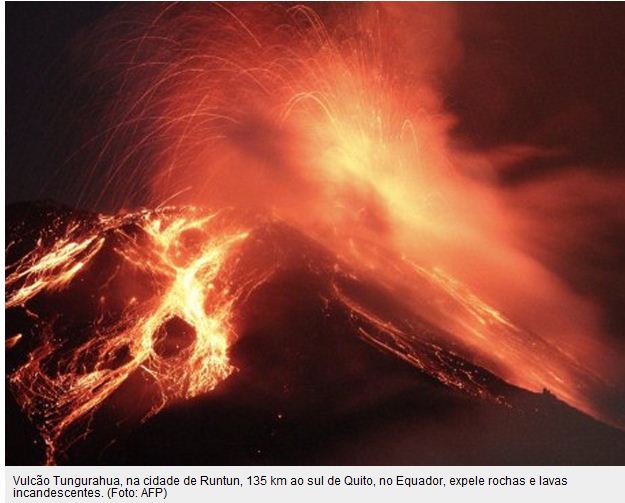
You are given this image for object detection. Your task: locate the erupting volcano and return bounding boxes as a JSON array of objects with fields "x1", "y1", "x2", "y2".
[{"x1": 6, "y1": 3, "x2": 625, "y2": 465}]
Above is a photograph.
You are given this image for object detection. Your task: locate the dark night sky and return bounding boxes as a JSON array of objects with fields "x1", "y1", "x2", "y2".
[
  {"x1": 6, "y1": 2, "x2": 118, "y2": 203},
  {"x1": 5, "y1": 2, "x2": 625, "y2": 343},
  {"x1": 450, "y1": 3, "x2": 625, "y2": 180}
]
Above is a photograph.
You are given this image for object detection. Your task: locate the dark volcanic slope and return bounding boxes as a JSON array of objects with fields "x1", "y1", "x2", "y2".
[{"x1": 5, "y1": 202, "x2": 625, "y2": 465}]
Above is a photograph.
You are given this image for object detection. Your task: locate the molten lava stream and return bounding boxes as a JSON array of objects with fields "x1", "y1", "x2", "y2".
[{"x1": 6, "y1": 207, "x2": 251, "y2": 464}]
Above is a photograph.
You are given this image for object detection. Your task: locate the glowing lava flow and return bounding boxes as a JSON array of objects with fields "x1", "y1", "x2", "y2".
[
  {"x1": 332, "y1": 241, "x2": 609, "y2": 426},
  {"x1": 5, "y1": 204, "x2": 622, "y2": 465},
  {"x1": 6, "y1": 223, "x2": 106, "y2": 308},
  {"x1": 6, "y1": 207, "x2": 250, "y2": 464}
]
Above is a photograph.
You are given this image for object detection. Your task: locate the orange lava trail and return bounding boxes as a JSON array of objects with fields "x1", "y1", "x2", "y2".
[{"x1": 6, "y1": 207, "x2": 250, "y2": 464}]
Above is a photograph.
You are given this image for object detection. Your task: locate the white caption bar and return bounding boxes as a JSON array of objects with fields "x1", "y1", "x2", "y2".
[{"x1": 5, "y1": 466, "x2": 623, "y2": 502}]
